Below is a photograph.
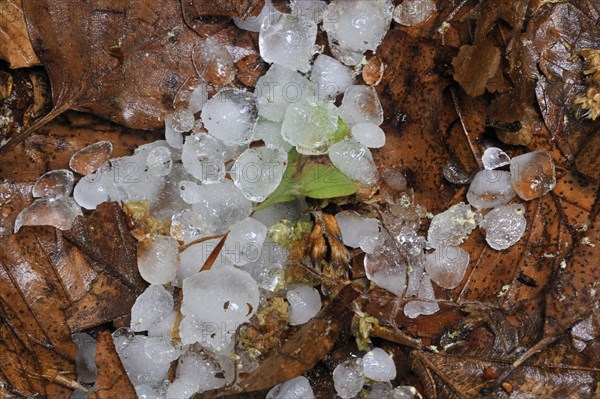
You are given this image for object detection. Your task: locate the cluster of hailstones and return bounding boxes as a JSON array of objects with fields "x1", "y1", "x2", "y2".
[{"x1": 11, "y1": 1, "x2": 559, "y2": 398}]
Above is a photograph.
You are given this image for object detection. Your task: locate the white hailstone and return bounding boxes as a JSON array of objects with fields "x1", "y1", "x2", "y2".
[
  {"x1": 234, "y1": 0, "x2": 273, "y2": 32},
  {"x1": 72, "y1": 333, "x2": 97, "y2": 384},
  {"x1": 112, "y1": 329, "x2": 171, "y2": 387},
  {"x1": 223, "y1": 217, "x2": 268, "y2": 266},
  {"x1": 323, "y1": 0, "x2": 393, "y2": 52},
  {"x1": 143, "y1": 336, "x2": 183, "y2": 364},
  {"x1": 403, "y1": 275, "x2": 440, "y2": 318},
  {"x1": 266, "y1": 376, "x2": 315, "y2": 399},
  {"x1": 243, "y1": 237, "x2": 289, "y2": 291},
  {"x1": 14, "y1": 196, "x2": 82, "y2": 233},
  {"x1": 191, "y1": 181, "x2": 253, "y2": 234},
  {"x1": 311, "y1": 54, "x2": 354, "y2": 98},
  {"x1": 172, "y1": 108, "x2": 196, "y2": 133},
  {"x1": 166, "y1": 379, "x2": 198, "y2": 399},
  {"x1": 181, "y1": 133, "x2": 226, "y2": 184},
  {"x1": 394, "y1": 386, "x2": 418, "y2": 399},
  {"x1": 135, "y1": 139, "x2": 181, "y2": 161},
  {"x1": 510, "y1": 150, "x2": 556, "y2": 200},
  {"x1": 443, "y1": 162, "x2": 472, "y2": 185},
  {"x1": 290, "y1": 0, "x2": 327, "y2": 24},
  {"x1": 173, "y1": 76, "x2": 209, "y2": 114},
  {"x1": 137, "y1": 235, "x2": 179, "y2": 285},
  {"x1": 146, "y1": 146, "x2": 173, "y2": 177},
  {"x1": 135, "y1": 384, "x2": 163, "y2": 399},
  {"x1": 73, "y1": 163, "x2": 119, "y2": 210},
  {"x1": 147, "y1": 310, "x2": 177, "y2": 337},
  {"x1": 69, "y1": 141, "x2": 113, "y2": 175},
  {"x1": 110, "y1": 153, "x2": 165, "y2": 206},
  {"x1": 259, "y1": 11, "x2": 318, "y2": 73},
  {"x1": 174, "y1": 346, "x2": 235, "y2": 395},
  {"x1": 165, "y1": 114, "x2": 184, "y2": 149},
  {"x1": 366, "y1": 382, "x2": 395, "y2": 398},
  {"x1": 201, "y1": 89, "x2": 259, "y2": 146},
  {"x1": 178, "y1": 181, "x2": 203, "y2": 204},
  {"x1": 362, "y1": 348, "x2": 397, "y2": 382},
  {"x1": 396, "y1": 226, "x2": 427, "y2": 298},
  {"x1": 467, "y1": 170, "x2": 516, "y2": 209},
  {"x1": 479, "y1": 204, "x2": 527, "y2": 250},
  {"x1": 393, "y1": 0, "x2": 436, "y2": 26},
  {"x1": 364, "y1": 238, "x2": 408, "y2": 297},
  {"x1": 339, "y1": 85, "x2": 384, "y2": 127},
  {"x1": 329, "y1": 40, "x2": 364, "y2": 66},
  {"x1": 181, "y1": 267, "x2": 259, "y2": 347},
  {"x1": 574, "y1": 316, "x2": 597, "y2": 342},
  {"x1": 193, "y1": 37, "x2": 235, "y2": 86},
  {"x1": 335, "y1": 211, "x2": 381, "y2": 250},
  {"x1": 286, "y1": 285, "x2": 322, "y2": 325},
  {"x1": 426, "y1": 202, "x2": 481, "y2": 247},
  {"x1": 32, "y1": 169, "x2": 75, "y2": 198},
  {"x1": 425, "y1": 246, "x2": 470, "y2": 289},
  {"x1": 231, "y1": 147, "x2": 288, "y2": 202},
  {"x1": 333, "y1": 358, "x2": 364, "y2": 399},
  {"x1": 328, "y1": 138, "x2": 378, "y2": 185},
  {"x1": 482, "y1": 147, "x2": 510, "y2": 170},
  {"x1": 281, "y1": 99, "x2": 340, "y2": 155},
  {"x1": 222, "y1": 142, "x2": 249, "y2": 163},
  {"x1": 255, "y1": 64, "x2": 315, "y2": 123},
  {"x1": 253, "y1": 119, "x2": 293, "y2": 152},
  {"x1": 351, "y1": 122, "x2": 386, "y2": 148},
  {"x1": 176, "y1": 237, "x2": 229, "y2": 286},
  {"x1": 130, "y1": 285, "x2": 174, "y2": 332},
  {"x1": 170, "y1": 209, "x2": 207, "y2": 243},
  {"x1": 253, "y1": 198, "x2": 307, "y2": 228}
]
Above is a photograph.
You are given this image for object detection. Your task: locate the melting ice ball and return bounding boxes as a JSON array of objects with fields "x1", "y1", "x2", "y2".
[
  {"x1": 479, "y1": 204, "x2": 527, "y2": 250},
  {"x1": 259, "y1": 11, "x2": 318, "y2": 73},
  {"x1": 362, "y1": 348, "x2": 396, "y2": 382}
]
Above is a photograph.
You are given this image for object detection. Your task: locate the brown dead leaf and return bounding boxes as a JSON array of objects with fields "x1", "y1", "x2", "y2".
[
  {"x1": 187, "y1": 0, "x2": 263, "y2": 18},
  {"x1": 0, "y1": 0, "x2": 199, "y2": 154},
  {"x1": 90, "y1": 330, "x2": 136, "y2": 399},
  {"x1": 374, "y1": 28, "x2": 453, "y2": 213},
  {"x1": 452, "y1": 42, "x2": 501, "y2": 97},
  {"x1": 0, "y1": 112, "x2": 162, "y2": 184},
  {"x1": 523, "y1": 1, "x2": 600, "y2": 161},
  {"x1": 0, "y1": 0, "x2": 40, "y2": 68},
  {"x1": 64, "y1": 202, "x2": 146, "y2": 299},
  {"x1": 235, "y1": 283, "x2": 361, "y2": 394}
]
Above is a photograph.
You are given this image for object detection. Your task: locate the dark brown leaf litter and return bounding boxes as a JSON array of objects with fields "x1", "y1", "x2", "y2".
[
  {"x1": 1, "y1": 0, "x2": 600, "y2": 397},
  {"x1": 20, "y1": 0, "x2": 196, "y2": 129},
  {"x1": 0, "y1": 204, "x2": 144, "y2": 396}
]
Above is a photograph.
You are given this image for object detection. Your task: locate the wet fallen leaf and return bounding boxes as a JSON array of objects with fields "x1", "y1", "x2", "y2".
[
  {"x1": 90, "y1": 330, "x2": 136, "y2": 399},
  {"x1": 188, "y1": 0, "x2": 263, "y2": 18},
  {"x1": 374, "y1": 27, "x2": 454, "y2": 213},
  {"x1": 0, "y1": 0, "x2": 198, "y2": 154},
  {"x1": 235, "y1": 283, "x2": 361, "y2": 394},
  {"x1": 0, "y1": 0, "x2": 40, "y2": 68}
]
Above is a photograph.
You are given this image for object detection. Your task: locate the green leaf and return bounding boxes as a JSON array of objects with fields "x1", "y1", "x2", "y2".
[
  {"x1": 254, "y1": 148, "x2": 357, "y2": 211},
  {"x1": 253, "y1": 149, "x2": 301, "y2": 211},
  {"x1": 298, "y1": 162, "x2": 357, "y2": 199},
  {"x1": 327, "y1": 117, "x2": 351, "y2": 144}
]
